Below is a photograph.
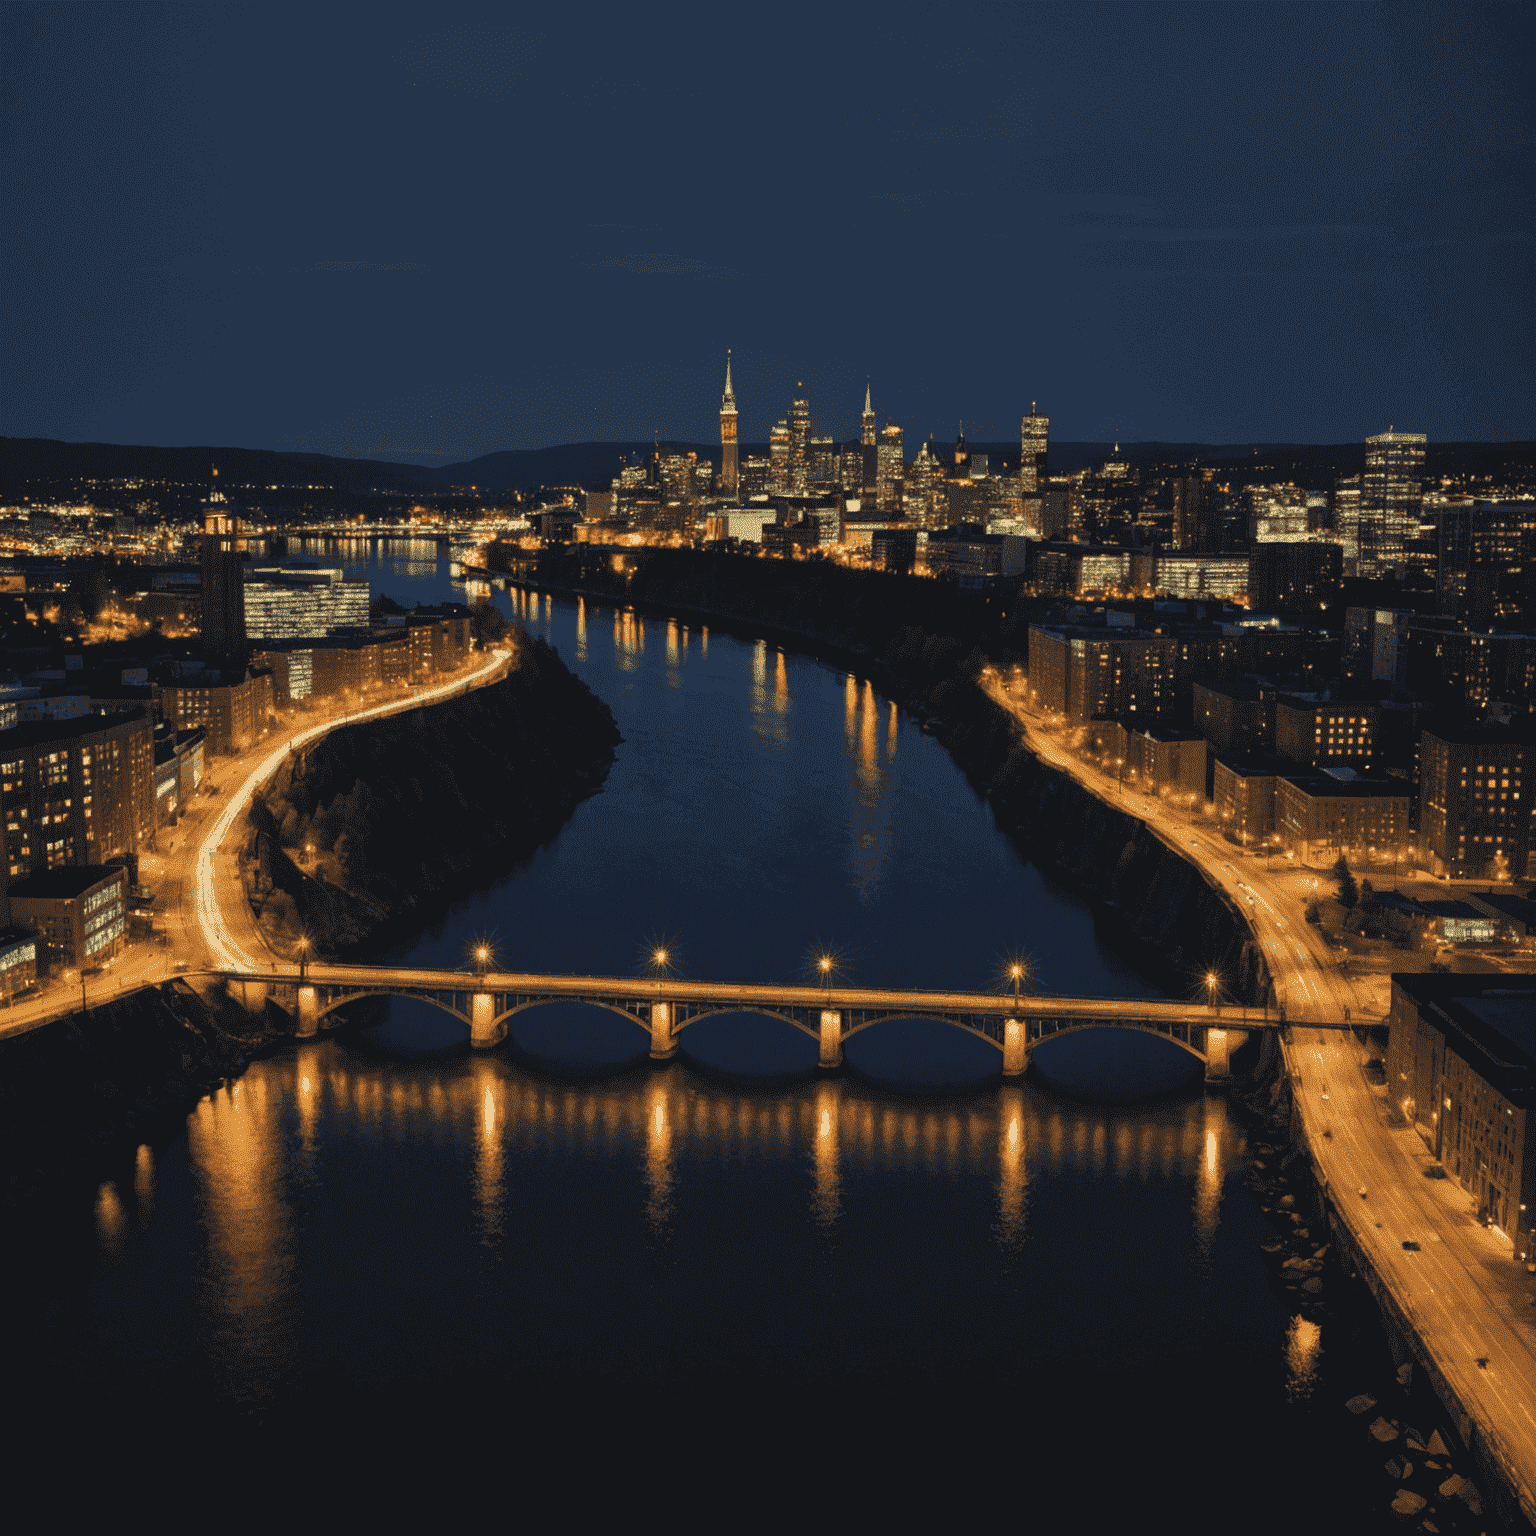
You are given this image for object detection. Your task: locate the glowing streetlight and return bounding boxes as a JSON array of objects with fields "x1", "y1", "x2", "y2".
[
  {"x1": 297, "y1": 934, "x2": 311, "y2": 981},
  {"x1": 475, "y1": 944, "x2": 491, "y2": 977},
  {"x1": 1206, "y1": 970, "x2": 1221, "y2": 1015},
  {"x1": 818, "y1": 953, "x2": 834, "y2": 1000}
]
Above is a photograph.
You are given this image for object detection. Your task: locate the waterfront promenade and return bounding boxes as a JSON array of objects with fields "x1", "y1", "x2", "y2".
[{"x1": 982, "y1": 674, "x2": 1536, "y2": 1518}]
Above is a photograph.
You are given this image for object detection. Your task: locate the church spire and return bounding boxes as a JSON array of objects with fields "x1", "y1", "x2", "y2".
[
  {"x1": 721, "y1": 349, "x2": 736, "y2": 413},
  {"x1": 863, "y1": 378, "x2": 873, "y2": 416}
]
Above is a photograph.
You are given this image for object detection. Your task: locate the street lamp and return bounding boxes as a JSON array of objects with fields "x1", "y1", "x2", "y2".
[
  {"x1": 297, "y1": 935, "x2": 310, "y2": 981},
  {"x1": 475, "y1": 944, "x2": 491, "y2": 977},
  {"x1": 1206, "y1": 970, "x2": 1221, "y2": 1016},
  {"x1": 1010, "y1": 962, "x2": 1024, "y2": 1002},
  {"x1": 818, "y1": 953, "x2": 834, "y2": 1001}
]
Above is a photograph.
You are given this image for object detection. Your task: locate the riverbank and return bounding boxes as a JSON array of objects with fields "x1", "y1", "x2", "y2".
[
  {"x1": 243, "y1": 632, "x2": 622, "y2": 962},
  {"x1": 0, "y1": 979, "x2": 287, "y2": 1206}
]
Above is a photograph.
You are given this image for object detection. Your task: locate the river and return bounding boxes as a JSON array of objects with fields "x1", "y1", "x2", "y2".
[{"x1": 4, "y1": 540, "x2": 1407, "y2": 1527}]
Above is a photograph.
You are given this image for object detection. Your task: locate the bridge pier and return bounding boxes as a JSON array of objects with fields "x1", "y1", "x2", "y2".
[
  {"x1": 1002, "y1": 1017, "x2": 1027, "y2": 1077},
  {"x1": 296, "y1": 985, "x2": 319, "y2": 1039},
  {"x1": 649, "y1": 1001, "x2": 678, "y2": 1061},
  {"x1": 819, "y1": 1009, "x2": 843, "y2": 1069},
  {"x1": 1204, "y1": 1027, "x2": 1247, "y2": 1080},
  {"x1": 470, "y1": 992, "x2": 504, "y2": 1049}
]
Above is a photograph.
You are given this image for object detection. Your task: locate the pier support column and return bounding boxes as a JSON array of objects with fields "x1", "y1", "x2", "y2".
[
  {"x1": 1002, "y1": 1017, "x2": 1027, "y2": 1077},
  {"x1": 470, "y1": 992, "x2": 503, "y2": 1049},
  {"x1": 819, "y1": 1009, "x2": 843, "y2": 1069},
  {"x1": 296, "y1": 985, "x2": 319, "y2": 1039},
  {"x1": 650, "y1": 1001, "x2": 678, "y2": 1061},
  {"x1": 1204, "y1": 1027, "x2": 1247, "y2": 1080}
]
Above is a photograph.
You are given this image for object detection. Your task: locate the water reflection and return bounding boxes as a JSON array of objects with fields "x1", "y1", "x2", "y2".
[
  {"x1": 1193, "y1": 1103, "x2": 1226, "y2": 1269},
  {"x1": 95, "y1": 1181, "x2": 127, "y2": 1259},
  {"x1": 135, "y1": 1143, "x2": 155, "y2": 1227},
  {"x1": 996, "y1": 1085, "x2": 1027, "y2": 1254},
  {"x1": 187, "y1": 1073, "x2": 297, "y2": 1407},
  {"x1": 474, "y1": 1058, "x2": 504, "y2": 1248},
  {"x1": 1284, "y1": 1314, "x2": 1324, "y2": 1403},
  {"x1": 811, "y1": 1079, "x2": 841, "y2": 1234},
  {"x1": 644, "y1": 1075, "x2": 674, "y2": 1239},
  {"x1": 575, "y1": 597, "x2": 588, "y2": 663}
]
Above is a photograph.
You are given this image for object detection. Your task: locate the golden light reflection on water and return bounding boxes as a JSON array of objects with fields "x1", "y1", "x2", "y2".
[
  {"x1": 576, "y1": 597, "x2": 588, "y2": 662},
  {"x1": 187, "y1": 1073, "x2": 296, "y2": 1405},
  {"x1": 644, "y1": 1075, "x2": 674, "y2": 1238},
  {"x1": 812, "y1": 1079, "x2": 842, "y2": 1233},
  {"x1": 135, "y1": 1143, "x2": 155, "y2": 1227},
  {"x1": 667, "y1": 618, "x2": 680, "y2": 668},
  {"x1": 95, "y1": 1180, "x2": 127, "y2": 1258},
  {"x1": 996, "y1": 1085, "x2": 1027, "y2": 1253},
  {"x1": 1193, "y1": 1107, "x2": 1225, "y2": 1268},
  {"x1": 1284, "y1": 1314, "x2": 1324, "y2": 1403},
  {"x1": 474, "y1": 1059, "x2": 504, "y2": 1247},
  {"x1": 845, "y1": 674, "x2": 858, "y2": 746}
]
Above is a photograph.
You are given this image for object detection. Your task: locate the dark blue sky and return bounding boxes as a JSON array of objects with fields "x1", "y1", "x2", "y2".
[{"x1": 3, "y1": 1, "x2": 1532, "y2": 464}]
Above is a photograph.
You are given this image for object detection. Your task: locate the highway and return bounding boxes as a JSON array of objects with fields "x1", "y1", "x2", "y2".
[{"x1": 983, "y1": 673, "x2": 1536, "y2": 1515}]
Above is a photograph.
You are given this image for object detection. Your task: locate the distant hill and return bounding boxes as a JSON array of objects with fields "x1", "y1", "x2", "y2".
[{"x1": 4, "y1": 434, "x2": 1533, "y2": 497}]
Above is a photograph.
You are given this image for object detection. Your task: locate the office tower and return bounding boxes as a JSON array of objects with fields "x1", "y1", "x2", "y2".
[
  {"x1": 860, "y1": 381, "x2": 876, "y2": 447},
  {"x1": 807, "y1": 436, "x2": 836, "y2": 488},
  {"x1": 244, "y1": 567, "x2": 370, "y2": 640},
  {"x1": 1020, "y1": 403, "x2": 1049, "y2": 496},
  {"x1": 1172, "y1": 473, "x2": 1216, "y2": 550},
  {"x1": 1331, "y1": 474, "x2": 1362, "y2": 571},
  {"x1": 768, "y1": 422, "x2": 791, "y2": 494},
  {"x1": 719, "y1": 351, "x2": 738, "y2": 498},
  {"x1": 1360, "y1": 428, "x2": 1426, "y2": 578},
  {"x1": 838, "y1": 447, "x2": 865, "y2": 496},
  {"x1": 904, "y1": 439, "x2": 948, "y2": 531},
  {"x1": 200, "y1": 467, "x2": 247, "y2": 665},
  {"x1": 788, "y1": 388, "x2": 810, "y2": 493},
  {"x1": 954, "y1": 423, "x2": 968, "y2": 472},
  {"x1": 876, "y1": 422, "x2": 905, "y2": 512}
]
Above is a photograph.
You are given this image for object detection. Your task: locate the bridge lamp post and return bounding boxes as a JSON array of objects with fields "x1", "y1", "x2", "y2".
[
  {"x1": 819, "y1": 954, "x2": 833, "y2": 1001},
  {"x1": 475, "y1": 945, "x2": 491, "y2": 978},
  {"x1": 1206, "y1": 970, "x2": 1221, "y2": 1017},
  {"x1": 297, "y1": 935, "x2": 310, "y2": 982}
]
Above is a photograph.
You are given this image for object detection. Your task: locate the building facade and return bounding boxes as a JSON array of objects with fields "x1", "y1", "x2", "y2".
[
  {"x1": 719, "y1": 352, "x2": 738, "y2": 499},
  {"x1": 1419, "y1": 730, "x2": 1530, "y2": 880},
  {"x1": 1274, "y1": 774, "x2": 1409, "y2": 865},
  {"x1": 1360, "y1": 429, "x2": 1426, "y2": 578},
  {"x1": 8, "y1": 864, "x2": 127, "y2": 973}
]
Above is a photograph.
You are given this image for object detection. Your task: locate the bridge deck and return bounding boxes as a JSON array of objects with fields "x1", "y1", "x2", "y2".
[{"x1": 223, "y1": 964, "x2": 1300, "y2": 1028}]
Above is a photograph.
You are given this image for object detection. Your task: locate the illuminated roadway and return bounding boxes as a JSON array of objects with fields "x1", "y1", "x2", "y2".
[{"x1": 983, "y1": 673, "x2": 1536, "y2": 1515}]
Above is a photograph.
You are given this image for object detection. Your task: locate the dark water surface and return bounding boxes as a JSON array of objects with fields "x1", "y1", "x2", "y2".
[{"x1": 5, "y1": 543, "x2": 1403, "y2": 1527}]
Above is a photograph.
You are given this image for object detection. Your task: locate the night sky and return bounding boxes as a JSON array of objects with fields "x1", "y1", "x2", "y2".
[{"x1": 3, "y1": 1, "x2": 1532, "y2": 463}]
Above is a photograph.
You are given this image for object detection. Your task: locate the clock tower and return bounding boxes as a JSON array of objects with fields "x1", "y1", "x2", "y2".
[{"x1": 719, "y1": 351, "x2": 738, "y2": 499}]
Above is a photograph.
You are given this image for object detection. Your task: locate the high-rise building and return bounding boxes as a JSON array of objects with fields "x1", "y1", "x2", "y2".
[
  {"x1": 904, "y1": 439, "x2": 948, "y2": 531},
  {"x1": 1360, "y1": 429, "x2": 1426, "y2": 578},
  {"x1": 719, "y1": 352, "x2": 738, "y2": 499},
  {"x1": 1020, "y1": 404, "x2": 1049, "y2": 497},
  {"x1": 860, "y1": 382, "x2": 876, "y2": 448},
  {"x1": 787, "y1": 389, "x2": 810, "y2": 494},
  {"x1": 808, "y1": 436, "x2": 836, "y2": 488},
  {"x1": 200, "y1": 467, "x2": 246, "y2": 665},
  {"x1": 1173, "y1": 471, "x2": 1218, "y2": 551},
  {"x1": 954, "y1": 424, "x2": 968, "y2": 473},
  {"x1": 768, "y1": 422, "x2": 791, "y2": 495},
  {"x1": 1332, "y1": 474, "x2": 1362, "y2": 572},
  {"x1": 875, "y1": 423, "x2": 905, "y2": 513},
  {"x1": 1420, "y1": 729, "x2": 1531, "y2": 879}
]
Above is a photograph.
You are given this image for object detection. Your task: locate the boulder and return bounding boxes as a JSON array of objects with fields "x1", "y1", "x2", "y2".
[
  {"x1": 1427, "y1": 1430, "x2": 1449, "y2": 1456},
  {"x1": 1390, "y1": 1490, "x2": 1426, "y2": 1516},
  {"x1": 1437, "y1": 1474, "x2": 1464, "y2": 1498},
  {"x1": 1346, "y1": 1394, "x2": 1377, "y2": 1415},
  {"x1": 1279, "y1": 1193, "x2": 1296, "y2": 1208},
  {"x1": 1369, "y1": 1417, "x2": 1400, "y2": 1442},
  {"x1": 1302, "y1": 1277, "x2": 1324, "y2": 1294}
]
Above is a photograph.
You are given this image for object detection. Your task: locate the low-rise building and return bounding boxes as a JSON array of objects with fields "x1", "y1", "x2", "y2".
[
  {"x1": 1418, "y1": 728, "x2": 1532, "y2": 880},
  {"x1": 0, "y1": 927, "x2": 38, "y2": 1000},
  {"x1": 1213, "y1": 756, "x2": 1280, "y2": 845},
  {"x1": 8, "y1": 864, "x2": 127, "y2": 973},
  {"x1": 1386, "y1": 972, "x2": 1536, "y2": 1260},
  {"x1": 1275, "y1": 771, "x2": 1410, "y2": 865},
  {"x1": 1274, "y1": 695, "x2": 1378, "y2": 770},
  {"x1": 1193, "y1": 679, "x2": 1275, "y2": 757},
  {"x1": 155, "y1": 669, "x2": 274, "y2": 755},
  {"x1": 153, "y1": 726, "x2": 205, "y2": 827}
]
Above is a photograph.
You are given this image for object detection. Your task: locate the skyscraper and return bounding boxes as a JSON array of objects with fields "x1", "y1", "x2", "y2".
[
  {"x1": 859, "y1": 382, "x2": 878, "y2": 499},
  {"x1": 954, "y1": 423, "x2": 968, "y2": 472},
  {"x1": 1360, "y1": 428, "x2": 1426, "y2": 578},
  {"x1": 876, "y1": 423, "x2": 905, "y2": 512},
  {"x1": 860, "y1": 381, "x2": 876, "y2": 448},
  {"x1": 768, "y1": 421, "x2": 791, "y2": 494},
  {"x1": 1020, "y1": 404, "x2": 1049, "y2": 497},
  {"x1": 788, "y1": 388, "x2": 810, "y2": 494},
  {"x1": 719, "y1": 351, "x2": 738, "y2": 499}
]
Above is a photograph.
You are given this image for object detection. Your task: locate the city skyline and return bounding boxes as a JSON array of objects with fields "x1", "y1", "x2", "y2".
[{"x1": 3, "y1": 3, "x2": 1532, "y2": 462}]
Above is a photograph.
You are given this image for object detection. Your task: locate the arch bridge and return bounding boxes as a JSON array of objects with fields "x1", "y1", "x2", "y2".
[{"x1": 219, "y1": 964, "x2": 1296, "y2": 1080}]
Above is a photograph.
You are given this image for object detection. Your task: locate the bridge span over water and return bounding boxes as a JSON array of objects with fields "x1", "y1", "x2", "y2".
[{"x1": 218, "y1": 964, "x2": 1311, "y2": 1079}]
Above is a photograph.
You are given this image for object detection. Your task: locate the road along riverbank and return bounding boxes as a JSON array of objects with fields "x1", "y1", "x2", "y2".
[{"x1": 241, "y1": 632, "x2": 621, "y2": 963}]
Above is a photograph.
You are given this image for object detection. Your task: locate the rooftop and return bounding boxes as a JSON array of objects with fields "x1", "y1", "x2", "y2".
[{"x1": 8, "y1": 864, "x2": 126, "y2": 901}]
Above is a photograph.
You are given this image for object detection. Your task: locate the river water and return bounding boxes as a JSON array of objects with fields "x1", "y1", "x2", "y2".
[{"x1": 7, "y1": 541, "x2": 1404, "y2": 1525}]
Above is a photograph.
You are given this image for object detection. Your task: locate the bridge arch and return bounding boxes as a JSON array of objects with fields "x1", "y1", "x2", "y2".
[
  {"x1": 1021, "y1": 1018, "x2": 1210, "y2": 1064},
  {"x1": 663, "y1": 1005, "x2": 822, "y2": 1042}
]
